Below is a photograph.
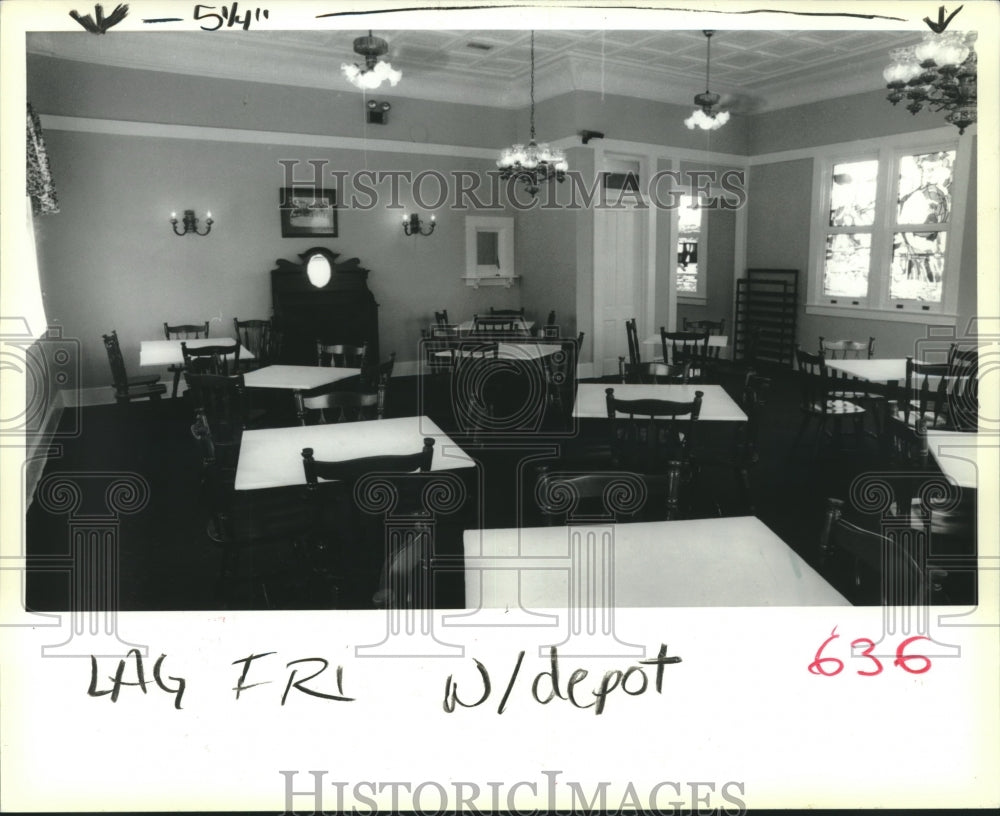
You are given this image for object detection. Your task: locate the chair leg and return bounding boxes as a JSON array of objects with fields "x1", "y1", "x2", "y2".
[
  {"x1": 854, "y1": 414, "x2": 865, "y2": 446},
  {"x1": 812, "y1": 417, "x2": 826, "y2": 455},
  {"x1": 172, "y1": 369, "x2": 181, "y2": 399},
  {"x1": 793, "y1": 414, "x2": 810, "y2": 448},
  {"x1": 664, "y1": 461, "x2": 682, "y2": 520},
  {"x1": 736, "y1": 464, "x2": 754, "y2": 514}
]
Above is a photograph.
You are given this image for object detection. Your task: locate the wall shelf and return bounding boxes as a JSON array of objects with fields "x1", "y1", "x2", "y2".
[{"x1": 462, "y1": 275, "x2": 520, "y2": 289}]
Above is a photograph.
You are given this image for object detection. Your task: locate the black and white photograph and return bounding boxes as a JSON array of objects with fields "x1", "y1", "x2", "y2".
[
  {"x1": 1, "y1": 0, "x2": 997, "y2": 812},
  {"x1": 280, "y1": 185, "x2": 338, "y2": 237}
]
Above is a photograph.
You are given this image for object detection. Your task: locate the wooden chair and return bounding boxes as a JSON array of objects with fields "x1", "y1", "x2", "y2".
[
  {"x1": 683, "y1": 318, "x2": 725, "y2": 335},
  {"x1": 102, "y1": 330, "x2": 166, "y2": 405},
  {"x1": 317, "y1": 342, "x2": 367, "y2": 368},
  {"x1": 183, "y1": 371, "x2": 249, "y2": 464},
  {"x1": 660, "y1": 329, "x2": 711, "y2": 381},
  {"x1": 190, "y1": 410, "x2": 312, "y2": 604},
  {"x1": 793, "y1": 347, "x2": 866, "y2": 452},
  {"x1": 819, "y1": 497, "x2": 944, "y2": 606},
  {"x1": 896, "y1": 357, "x2": 950, "y2": 429},
  {"x1": 164, "y1": 321, "x2": 210, "y2": 398},
  {"x1": 451, "y1": 344, "x2": 503, "y2": 442},
  {"x1": 819, "y1": 336, "x2": 875, "y2": 359},
  {"x1": 434, "y1": 309, "x2": 450, "y2": 326},
  {"x1": 618, "y1": 359, "x2": 689, "y2": 385},
  {"x1": 946, "y1": 345, "x2": 979, "y2": 431},
  {"x1": 426, "y1": 325, "x2": 460, "y2": 374},
  {"x1": 542, "y1": 337, "x2": 578, "y2": 414},
  {"x1": 459, "y1": 342, "x2": 500, "y2": 360},
  {"x1": 624, "y1": 318, "x2": 641, "y2": 366},
  {"x1": 302, "y1": 376, "x2": 388, "y2": 424},
  {"x1": 533, "y1": 464, "x2": 651, "y2": 524},
  {"x1": 233, "y1": 318, "x2": 275, "y2": 371},
  {"x1": 472, "y1": 315, "x2": 522, "y2": 337},
  {"x1": 605, "y1": 386, "x2": 703, "y2": 519},
  {"x1": 181, "y1": 340, "x2": 242, "y2": 376},
  {"x1": 300, "y1": 440, "x2": 436, "y2": 597},
  {"x1": 541, "y1": 310, "x2": 560, "y2": 339}
]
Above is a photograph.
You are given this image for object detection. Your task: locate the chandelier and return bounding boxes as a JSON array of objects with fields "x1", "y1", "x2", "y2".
[
  {"x1": 497, "y1": 31, "x2": 568, "y2": 196},
  {"x1": 883, "y1": 31, "x2": 977, "y2": 134},
  {"x1": 685, "y1": 30, "x2": 730, "y2": 131},
  {"x1": 341, "y1": 30, "x2": 401, "y2": 90}
]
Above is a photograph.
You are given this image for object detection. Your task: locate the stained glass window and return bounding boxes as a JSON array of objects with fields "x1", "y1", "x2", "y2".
[
  {"x1": 829, "y1": 160, "x2": 878, "y2": 227},
  {"x1": 824, "y1": 234, "x2": 871, "y2": 297},
  {"x1": 676, "y1": 194, "x2": 703, "y2": 296},
  {"x1": 822, "y1": 159, "x2": 877, "y2": 300},
  {"x1": 890, "y1": 150, "x2": 955, "y2": 303},
  {"x1": 810, "y1": 138, "x2": 964, "y2": 315}
]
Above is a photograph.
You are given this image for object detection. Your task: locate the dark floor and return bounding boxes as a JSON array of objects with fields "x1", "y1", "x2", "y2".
[{"x1": 25, "y1": 364, "x2": 978, "y2": 610}]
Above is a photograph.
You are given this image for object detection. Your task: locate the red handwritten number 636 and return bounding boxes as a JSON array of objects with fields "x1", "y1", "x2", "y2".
[{"x1": 808, "y1": 628, "x2": 932, "y2": 676}]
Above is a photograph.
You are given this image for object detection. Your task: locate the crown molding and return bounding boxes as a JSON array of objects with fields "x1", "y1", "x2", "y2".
[{"x1": 27, "y1": 31, "x2": 910, "y2": 115}]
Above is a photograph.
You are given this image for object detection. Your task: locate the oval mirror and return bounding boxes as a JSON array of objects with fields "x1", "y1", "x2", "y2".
[{"x1": 306, "y1": 252, "x2": 332, "y2": 288}]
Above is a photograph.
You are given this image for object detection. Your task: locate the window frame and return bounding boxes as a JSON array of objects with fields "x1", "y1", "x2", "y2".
[{"x1": 807, "y1": 133, "x2": 970, "y2": 323}]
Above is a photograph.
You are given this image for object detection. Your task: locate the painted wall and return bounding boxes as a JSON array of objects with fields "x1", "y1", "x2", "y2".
[
  {"x1": 748, "y1": 88, "x2": 960, "y2": 155},
  {"x1": 533, "y1": 91, "x2": 750, "y2": 157},
  {"x1": 28, "y1": 55, "x2": 516, "y2": 149},
  {"x1": 33, "y1": 127, "x2": 518, "y2": 389}
]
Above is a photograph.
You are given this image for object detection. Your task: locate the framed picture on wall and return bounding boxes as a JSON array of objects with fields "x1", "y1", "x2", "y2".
[{"x1": 279, "y1": 186, "x2": 338, "y2": 237}]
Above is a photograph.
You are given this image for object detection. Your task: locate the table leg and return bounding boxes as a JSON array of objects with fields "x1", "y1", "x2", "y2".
[{"x1": 293, "y1": 391, "x2": 307, "y2": 426}]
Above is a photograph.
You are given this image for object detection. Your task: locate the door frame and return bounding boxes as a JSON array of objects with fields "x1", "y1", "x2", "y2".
[{"x1": 591, "y1": 146, "x2": 661, "y2": 378}]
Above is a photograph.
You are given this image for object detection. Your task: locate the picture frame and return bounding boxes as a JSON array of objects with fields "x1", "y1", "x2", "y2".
[{"x1": 279, "y1": 185, "x2": 338, "y2": 237}]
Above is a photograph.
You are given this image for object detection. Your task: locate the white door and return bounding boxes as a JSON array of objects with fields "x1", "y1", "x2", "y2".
[{"x1": 593, "y1": 205, "x2": 646, "y2": 378}]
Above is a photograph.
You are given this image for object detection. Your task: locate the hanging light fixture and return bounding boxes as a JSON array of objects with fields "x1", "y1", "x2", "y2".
[
  {"x1": 497, "y1": 31, "x2": 568, "y2": 196},
  {"x1": 341, "y1": 30, "x2": 402, "y2": 90},
  {"x1": 882, "y1": 31, "x2": 977, "y2": 134},
  {"x1": 685, "y1": 30, "x2": 730, "y2": 131}
]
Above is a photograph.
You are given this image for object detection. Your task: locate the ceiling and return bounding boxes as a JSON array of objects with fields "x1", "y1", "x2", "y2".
[{"x1": 27, "y1": 28, "x2": 924, "y2": 113}]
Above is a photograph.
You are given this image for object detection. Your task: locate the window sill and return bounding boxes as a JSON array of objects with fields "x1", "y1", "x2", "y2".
[
  {"x1": 678, "y1": 296, "x2": 707, "y2": 306},
  {"x1": 462, "y1": 276, "x2": 520, "y2": 289},
  {"x1": 806, "y1": 304, "x2": 957, "y2": 325}
]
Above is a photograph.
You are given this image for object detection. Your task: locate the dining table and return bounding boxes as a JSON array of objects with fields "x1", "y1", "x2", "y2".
[
  {"x1": 924, "y1": 429, "x2": 993, "y2": 491},
  {"x1": 464, "y1": 516, "x2": 850, "y2": 608},
  {"x1": 573, "y1": 383, "x2": 747, "y2": 422},
  {"x1": 824, "y1": 357, "x2": 910, "y2": 384},
  {"x1": 242, "y1": 364, "x2": 362, "y2": 425},
  {"x1": 234, "y1": 415, "x2": 476, "y2": 491},
  {"x1": 139, "y1": 337, "x2": 255, "y2": 367}
]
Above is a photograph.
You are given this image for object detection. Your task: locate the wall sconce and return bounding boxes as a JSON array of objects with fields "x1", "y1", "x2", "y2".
[
  {"x1": 366, "y1": 99, "x2": 391, "y2": 125},
  {"x1": 403, "y1": 213, "x2": 435, "y2": 236},
  {"x1": 170, "y1": 209, "x2": 213, "y2": 236}
]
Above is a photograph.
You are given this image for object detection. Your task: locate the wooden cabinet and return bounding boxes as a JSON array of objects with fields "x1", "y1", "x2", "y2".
[
  {"x1": 270, "y1": 247, "x2": 379, "y2": 366},
  {"x1": 734, "y1": 268, "x2": 798, "y2": 368}
]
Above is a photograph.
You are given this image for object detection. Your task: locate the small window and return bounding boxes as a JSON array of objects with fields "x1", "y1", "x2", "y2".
[{"x1": 676, "y1": 193, "x2": 707, "y2": 302}]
